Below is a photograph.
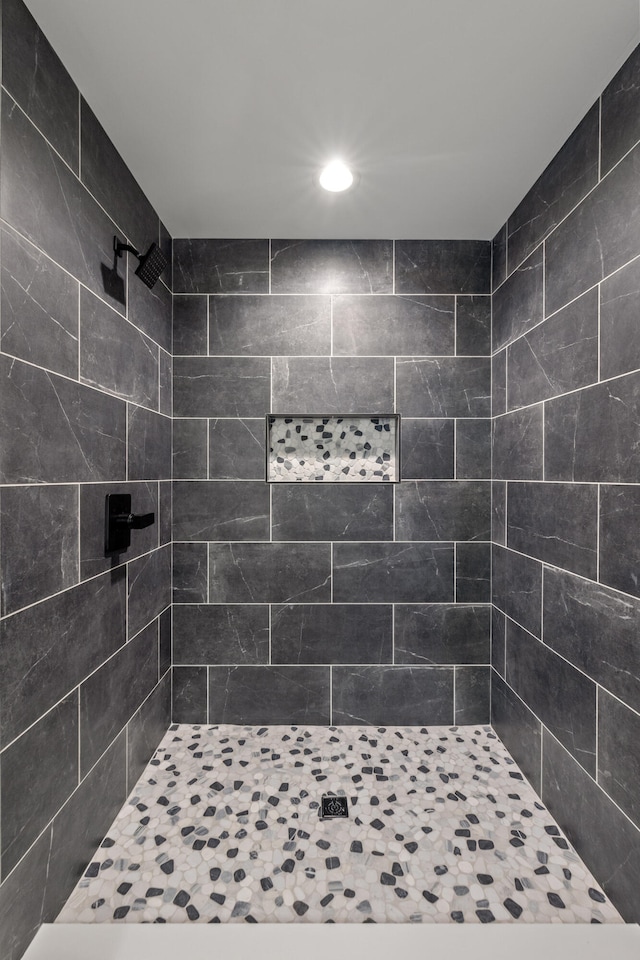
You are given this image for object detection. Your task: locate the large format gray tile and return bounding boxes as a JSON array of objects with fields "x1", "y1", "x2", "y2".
[
  {"x1": 127, "y1": 678, "x2": 171, "y2": 791},
  {"x1": 172, "y1": 666, "x2": 208, "y2": 723},
  {"x1": 272, "y1": 484, "x2": 393, "y2": 541},
  {"x1": 332, "y1": 665, "x2": 453, "y2": 724},
  {"x1": 394, "y1": 604, "x2": 490, "y2": 664},
  {"x1": 127, "y1": 545, "x2": 171, "y2": 639},
  {"x1": 332, "y1": 295, "x2": 454, "y2": 356},
  {"x1": 400, "y1": 419, "x2": 454, "y2": 479},
  {"x1": 395, "y1": 481, "x2": 490, "y2": 541},
  {"x1": 455, "y1": 665, "x2": 490, "y2": 724},
  {"x1": 492, "y1": 247, "x2": 543, "y2": 351},
  {"x1": 173, "y1": 420, "x2": 208, "y2": 479},
  {"x1": 491, "y1": 674, "x2": 542, "y2": 794},
  {"x1": 209, "y1": 294, "x2": 331, "y2": 355},
  {"x1": 456, "y1": 296, "x2": 491, "y2": 356},
  {"x1": 173, "y1": 480, "x2": 269, "y2": 541},
  {"x1": 209, "y1": 419, "x2": 266, "y2": 480},
  {"x1": 492, "y1": 544, "x2": 542, "y2": 637},
  {"x1": 271, "y1": 239, "x2": 392, "y2": 294},
  {"x1": 492, "y1": 407, "x2": 543, "y2": 480},
  {"x1": 0, "y1": 484, "x2": 78, "y2": 615},
  {"x1": 271, "y1": 357, "x2": 394, "y2": 413},
  {"x1": 128, "y1": 266, "x2": 172, "y2": 354},
  {"x1": 333, "y1": 542, "x2": 454, "y2": 603},
  {"x1": 172, "y1": 542, "x2": 208, "y2": 603},
  {"x1": 209, "y1": 542, "x2": 331, "y2": 603},
  {"x1": 209, "y1": 666, "x2": 330, "y2": 724},
  {"x1": 173, "y1": 604, "x2": 269, "y2": 664},
  {"x1": 396, "y1": 357, "x2": 491, "y2": 417},
  {"x1": 127, "y1": 406, "x2": 171, "y2": 480},
  {"x1": 271, "y1": 604, "x2": 393, "y2": 665},
  {"x1": 173, "y1": 239, "x2": 269, "y2": 294},
  {"x1": 0, "y1": 825, "x2": 57, "y2": 960},
  {"x1": 0, "y1": 354, "x2": 126, "y2": 483},
  {"x1": 456, "y1": 419, "x2": 491, "y2": 479},
  {"x1": 599, "y1": 484, "x2": 640, "y2": 599},
  {"x1": 601, "y1": 43, "x2": 640, "y2": 176},
  {"x1": 173, "y1": 356, "x2": 270, "y2": 417},
  {"x1": 173, "y1": 295, "x2": 208, "y2": 356},
  {"x1": 395, "y1": 240, "x2": 490, "y2": 294},
  {"x1": 600, "y1": 255, "x2": 640, "y2": 379},
  {"x1": 456, "y1": 542, "x2": 491, "y2": 602},
  {"x1": 0, "y1": 570, "x2": 126, "y2": 747},
  {"x1": 598, "y1": 689, "x2": 640, "y2": 828},
  {"x1": 0, "y1": 226, "x2": 78, "y2": 378}
]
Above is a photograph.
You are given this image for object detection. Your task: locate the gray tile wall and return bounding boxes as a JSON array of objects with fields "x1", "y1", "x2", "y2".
[
  {"x1": 491, "y1": 41, "x2": 640, "y2": 922},
  {"x1": 172, "y1": 238, "x2": 492, "y2": 727},
  {"x1": 0, "y1": 2, "x2": 171, "y2": 957}
]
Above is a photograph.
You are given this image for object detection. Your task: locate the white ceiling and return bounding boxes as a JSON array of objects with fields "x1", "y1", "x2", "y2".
[{"x1": 25, "y1": 0, "x2": 640, "y2": 240}]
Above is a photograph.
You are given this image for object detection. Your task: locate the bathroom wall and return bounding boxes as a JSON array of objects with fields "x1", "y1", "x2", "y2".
[
  {"x1": 172, "y1": 238, "x2": 492, "y2": 726},
  {"x1": 491, "y1": 42, "x2": 640, "y2": 922},
  {"x1": 0, "y1": 1, "x2": 172, "y2": 956}
]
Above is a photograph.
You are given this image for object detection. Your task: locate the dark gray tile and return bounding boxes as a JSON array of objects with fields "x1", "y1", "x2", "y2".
[
  {"x1": 210, "y1": 294, "x2": 331, "y2": 355},
  {"x1": 492, "y1": 481, "x2": 506, "y2": 545},
  {"x1": 210, "y1": 419, "x2": 265, "y2": 480},
  {"x1": 506, "y1": 619, "x2": 596, "y2": 774},
  {"x1": 492, "y1": 544, "x2": 542, "y2": 636},
  {"x1": 271, "y1": 240, "x2": 392, "y2": 294},
  {"x1": 173, "y1": 604, "x2": 269, "y2": 664},
  {"x1": 128, "y1": 406, "x2": 171, "y2": 481},
  {"x1": 209, "y1": 666, "x2": 330, "y2": 724},
  {"x1": 0, "y1": 825, "x2": 56, "y2": 960},
  {"x1": 545, "y1": 372, "x2": 640, "y2": 482},
  {"x1": 81, "y1": 99, "x2": 158, "y2": 256},
  {"x1": 1, "y1": 692, "x2": 78, "y2": 875},
  {"x1": 272, "y1": 357, "x2": 394, "y2": 413},
  {"x1": 2, "y1": 0, "x2": 79, "y2": 170},
  {"x1": 507, "y1": 102, "x2": 599, "y2": 272},
  {"x1": 395, "y1": 481, "x2": 490, "y2": 541},
  {"x1": 507, "y1": 288, "x2": 598, "y2": 409},
  {"x1": 173, "y1": 480, "x2": 269, "y2": 541},
  {"x1": 333, "y1": 295, "x2": 454, "y2": 356},
  {"x1": 456, "y1": 296, "x2": 491, "y2": 356},
  {"x1": 456, "y1": 419, "x2": 491, "y2": 478},
  {"x1": 600, "y1": 255, "x2": 640, "y2": 379},
  {"x1": 333, "y1": 542, "x2": 453, "y2": 603},
  {"x1": 492, "y1": 349, "x2": 506, "y2": 417},
  {"x1": 491, "y1": 607, "x2": 506, "y2": 677},
  {"x1": 0, "y1": 354, "x2": 126, "y2": 484},
  {"x1": 600, "y1": 484, "x2": 640, "y2": 599},
  {"x1": 159, "y1": 480, "x2": 171, "y2": 547},
  {"x1": 172, "y1": 666, "x2": 208, "y2": 723},
  {"x1": 209, "y1": 542, "x2": 331, "y2": 603},
  {"x1": 160, "y1": 607, "x2": 171, "y2": 677},
  {"x1": 542, "y1": 730, "x2": 640, "y2": 922},
  {"x1": 492, "y1": 224, "x2": 507, "y2": 292},
  {"x1": 173, "y1": 542, "x2": 208, "y2": 603},
  {"x1": 543, "y1": 567, "x2": 640, "y2": 713},
  {"x1": 1, "y1": 92, "x2": 125, "y2": 313},
  {"x1": 396, "y1": 358, "x2": 491, "y2": 417},
  {"x1": 173, "y1": 295, "x2": 208, "y2": 355},
  {"x1": 80, "y1": 621, "x2": 158, "y2": 777},
  {"x1": 491, "y1": 674, "x2": 541, "y2": 793},
  {"x1": 127, "y1": 270, "x2": 172, "y2": 354},
  {"x1": 394, "y1": 604, "x2": 490, "y2": 664},
  {"x1": 173, "y1": 239, "x2": 269, "y2": 294},
  {"x1": 80, "y1": 288, "x2": 159, "y2": 408},
  {"x1": 0, "y1": 570, "x2": 126, "y2": 747},
  {"x1": 395, "y1": 240, "x2": 490, "y2": 294},
  {"x1": 159, "y1": 222, "x2": 172, "y2": 290},
  {"x1": 598, "y1": 689, "x2": 640, "y2": 828},
  {"x1": 127, "y1": 678, "x2": 171, "y2": 792},
  {"x1": 601, "y1": 43, "x2": 640, "y2": 177},
  {"x1": 507, "y1": 481, "x2": 597, "y2": 578},
  {"x1": 128, "y1": 545, "x2": 171, "y2": 639},
  {"x1": 174, "y1": 420, "x2": 208, "y2": 479},
  {"x1": 159, "y1": 349, "x2": 172, "y2": 418},
  {"x1": 332, "y1": 665, "x2": 453, "y2": 725},
  {"x1": 456, "y1": 542, "x2": 491, "y2": 603},
  {"x1": 400, "y1": 419, "x2": 454, "y2": 479},
  {"x1": 46, "y1": 732, "x2": 127, "y2": 921},
  {"x1": 545, "y1": 140, "x2": 640, "y2": 316},
  {"x1": 455, "y1": 666, "x2": 490, "y2": 724},
  {"x1": 1, "y1": 226, "x2": 78, "y2": 378},
  {"x1": 173, "y1": 356, "x2": 270, "y2": 417},
  {"x1": 0, "y1": 484, "x2": 78, "y2": 615},
  {"x1": 492, "y1": 247, "x2": 544, "y2": 351},
  {"x1": 271, "y1": 604, "x2": 393, "y2": 665},
  {"x1": 272, "y1": 484, "x2": 393, "y2": 541},
  {"x1": 80, "y1": 482, "x2": 157, "y2": 579},
  {"x1": 492, "y1": 406, "x2": 543, "y2": 480}
]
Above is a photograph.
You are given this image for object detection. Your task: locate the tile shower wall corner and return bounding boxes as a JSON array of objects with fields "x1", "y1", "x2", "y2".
[
  {"x1": 0, "y1": 2, "x2": 171, "y2": 957},
  {"x1": 491, "y1": 39, "x2": 640, "y2": 922},
  {"x1": 172, "y1": 237, "x2": 492, "y2": 727}
]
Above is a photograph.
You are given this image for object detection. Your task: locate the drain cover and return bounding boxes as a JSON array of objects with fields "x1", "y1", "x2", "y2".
[{"x1": 319, "y1": 795, "x2": 349, "y2": 819}]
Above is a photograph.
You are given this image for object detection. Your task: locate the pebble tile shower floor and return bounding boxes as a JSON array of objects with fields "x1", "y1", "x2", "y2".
[{"x1": 57, "y1": 724, "x2": 621, "y2": 925}]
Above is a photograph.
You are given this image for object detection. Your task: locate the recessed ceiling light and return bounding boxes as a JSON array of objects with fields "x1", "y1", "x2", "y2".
[{"x1": 319, "y1": 160, "x2": 354, "y2": 192}]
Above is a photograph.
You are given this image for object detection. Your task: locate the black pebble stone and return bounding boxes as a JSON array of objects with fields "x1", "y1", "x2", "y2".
[
  {"x1": 371, "y1": 819, "x2": 385, "y2": 830},
  {"x1": 381, "y1": 873, "x2": 396, "y2": 886},
  {"x1": 113, "y1": 906, "x2": 130, "y2": 920},
  {"x1": 146, "y1": 888, "x2": 163, "y2": 898},
  {"x1": 282, "y1": 859, "x2": 295, "y2": 873},
  {"x1": 504, "y1": 898, "x2": 523, "y2": 919},
  {"x1": 477, "y1": 874, "x2": 493, "y2": 885},
  {"x1": 186, "y1": 906, "x2": 200, "y2": 921},
  {"x1": 422, "y1": 890, "x2": 438, "y2": 904},
  {"x1": 588, "y1": 888, "x2": 606, "y2": 903},
  {"x1": 326, "y1": 857, "x2": 340, "y2": 869},
  {"x1": 294, "y1": 902, "x2": 309, "y2": 916},
  {"x1": 451, "y1": 911, "x2": 464, "y2": 922},
  {"x1": 173, "y1": 891, "x2": 190, "y2": 907},
  {"x1": 350, "y1": 841, "x2": 363, "y2": 853},
  {"x1": 210, "y1": 893, "x2": 226, "y2": 905},
  {"x1": 547, "y1": 893, "x2": 566, "y2": 909},
  {"x1": 160, "y1": 860, "x2": 174, "y2": 875},
  {"x1": 210, "y1": 868, "x2": 221, "y2": 881}
]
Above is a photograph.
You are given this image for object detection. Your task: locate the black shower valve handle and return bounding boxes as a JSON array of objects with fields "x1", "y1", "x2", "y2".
[{"x1": 116, "y1": 511, "x2": 155, "y2": 530}]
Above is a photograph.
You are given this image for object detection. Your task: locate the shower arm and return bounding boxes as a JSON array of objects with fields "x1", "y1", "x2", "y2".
[{"x1": 114, "y1": 237, "x2": 141, "y2": 260}]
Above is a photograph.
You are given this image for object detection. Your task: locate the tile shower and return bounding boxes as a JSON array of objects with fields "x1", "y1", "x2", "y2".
[{"x1": 0, "y1": 0, "x2": 640, "y2": 957}]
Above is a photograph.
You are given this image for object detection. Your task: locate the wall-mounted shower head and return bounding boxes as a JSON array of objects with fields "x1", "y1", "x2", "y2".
[{"x1": 114, "y1": 236, "x2": 167, "y2": 289}]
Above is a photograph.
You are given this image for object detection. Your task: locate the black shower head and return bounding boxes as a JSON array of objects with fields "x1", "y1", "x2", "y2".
[
  {"x1": 135, "y1": 243, "x2": 167, "y2": 289},
  {"x1": 114, "y1": 236, "x2": 167, "y2": 289}
]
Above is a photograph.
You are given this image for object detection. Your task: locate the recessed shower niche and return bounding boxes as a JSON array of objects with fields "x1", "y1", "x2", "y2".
[{"x1": 266, "y1": 415, "x2": 400, "y2": 482}]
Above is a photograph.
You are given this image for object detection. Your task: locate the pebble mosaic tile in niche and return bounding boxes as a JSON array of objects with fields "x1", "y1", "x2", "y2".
[{"x1": 267, "y1": 415, "x2": 400, "y2": 482}]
